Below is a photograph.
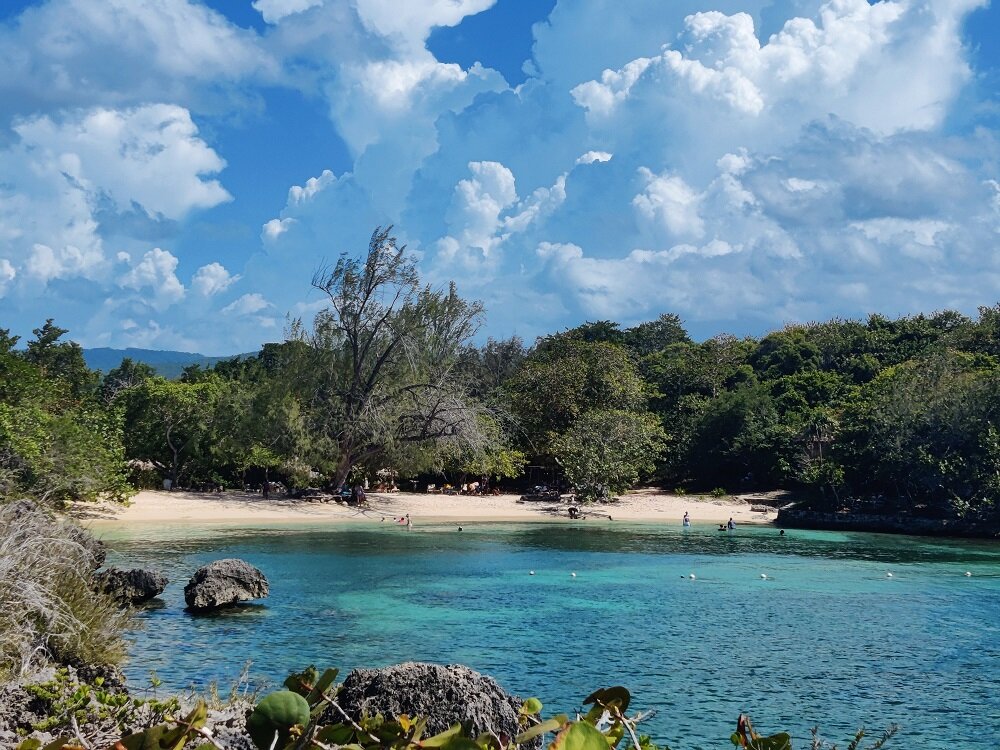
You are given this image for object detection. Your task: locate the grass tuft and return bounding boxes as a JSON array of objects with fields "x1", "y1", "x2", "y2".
[{"x1": 0, "y1": 500, "x2": 130, "y2": 682}]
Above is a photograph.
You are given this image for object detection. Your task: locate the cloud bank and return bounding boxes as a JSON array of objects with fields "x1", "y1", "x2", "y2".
[{"x1": 0, "y1": 0, "x2": 996, "y2": 352}]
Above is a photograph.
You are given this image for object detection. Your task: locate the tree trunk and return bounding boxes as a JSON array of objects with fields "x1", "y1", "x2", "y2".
[{"x1": 333, "y1": 450, "x2": 352, "y2": 492}]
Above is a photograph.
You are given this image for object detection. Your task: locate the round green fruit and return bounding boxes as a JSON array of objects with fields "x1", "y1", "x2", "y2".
[{"x1": 247, "y1": 690, "x2": 311, "y2": 750}]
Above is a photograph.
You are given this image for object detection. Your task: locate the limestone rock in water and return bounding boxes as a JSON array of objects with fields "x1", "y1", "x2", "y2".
[
  {"x1": 184, "y1": 558, "x2": 269, "y2": 611},
  {"x1": 95, "y1": 567, "x2": 168, "y2": 606},
  {"x1": 336, "y1": 662, "x2": 529, "y2": 741}
]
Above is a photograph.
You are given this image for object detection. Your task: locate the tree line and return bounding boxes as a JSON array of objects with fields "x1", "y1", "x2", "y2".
[{"x1": 2, "y1": 227, "x2": 999, "y2": 524}]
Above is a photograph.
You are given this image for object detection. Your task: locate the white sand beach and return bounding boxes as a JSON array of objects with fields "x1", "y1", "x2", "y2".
[{"x1": 77, "y1": 488, "x2": 779, "y2": 527}]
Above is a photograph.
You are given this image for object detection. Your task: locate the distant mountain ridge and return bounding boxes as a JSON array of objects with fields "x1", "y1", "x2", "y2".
[{"x1": 82, "y1": 347, "x2": 252, "y2": 379}]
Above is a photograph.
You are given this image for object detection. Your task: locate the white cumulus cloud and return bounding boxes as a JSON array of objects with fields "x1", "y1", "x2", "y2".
[
  {"x1": 0, "y1": 0, "x2": 272, "y2": 120},
  {"x1": 253, "y1": 0, "x2": 325, "y2": 24},
  {"x1": 222, "y1": 293, "x2": 272, "y2": 316},
  {"x1": 118, "y1": 248, "x2": 186, "y2": 310},
  {"x1": 0, "y1": 259, "x2": 15, "y2": 296},
  {"x1": 633, "y1": 168, "x2": 706, "y2": 240},
  {"x1": 15, "y1": 104, "x2": 231, "y2": 220},
  {"x1": 191, "y1": 262, "x2": 240, "y2": 296}
]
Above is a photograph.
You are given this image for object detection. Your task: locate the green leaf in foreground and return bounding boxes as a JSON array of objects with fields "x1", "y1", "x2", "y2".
[
  {"x1": 551, "y1": 720, "x2": 610, "y2": 750},
  {"x1": 520, "y1": 697, "x2": 543, "y2": 715}
]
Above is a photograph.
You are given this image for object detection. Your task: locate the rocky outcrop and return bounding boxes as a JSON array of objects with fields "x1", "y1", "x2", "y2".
[
  {"x1": 183, "y1": 559, "x2": 269, "y2": 611},
  {"x1": 777, "y1": 508, "x2": 1000, "y2": 538},
  {"x1": 0, "y1": 664, "x2": 253, "y2": 750},
  {"x1": 335, "y1": 662, "x2": 529, "y2": 741},
  {"x1": 95, "y1": 567, "x2": 168, "y2": 606}
]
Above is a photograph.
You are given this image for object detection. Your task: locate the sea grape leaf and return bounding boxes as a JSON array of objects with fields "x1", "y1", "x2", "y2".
[
  {"x1": 520, "y1": 698, "x2": 543, "y2": 715},
  {"x1": 420, "y1": 724, "x2": 463, "y2": 747},
  {"x1": 749, "y1": 733, "x2": 792, "y2": 750},
  {"x1": 583, "y1": 687, "x2": 631, "y2": 713},
  {"x1": 515, "y1": 718, "x2": 564, "y2": 743},
  {"x1": 552, "y1": 721, "x2": 610, "y2": 750},
  {"x1": 305, "y1": 668, "x2": 339, "y2": 705}
]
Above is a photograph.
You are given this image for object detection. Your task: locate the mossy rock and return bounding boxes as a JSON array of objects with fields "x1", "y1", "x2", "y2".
[{"x1": 247, "y1": 690, "x2": 310, "y2": 750}]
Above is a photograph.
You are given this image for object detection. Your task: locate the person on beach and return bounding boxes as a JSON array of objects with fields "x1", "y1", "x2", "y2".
[
  {"x1": 683, "y1": 512, "x2": 691, "y2": 527},
  {"x1": 351, "y1": 484, "x2": 366, "y2": 505}
]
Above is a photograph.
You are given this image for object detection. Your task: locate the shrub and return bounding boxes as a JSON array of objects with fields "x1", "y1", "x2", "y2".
[
  {"x1": 33, "y1": 667, "x2": 897, "y2": 750},
  {"x1": 710, "y1": 487, "x2": 728, "y2": 498},
  {"x1": 0, "y1": 501, "x2": 130, "y2": 682}
]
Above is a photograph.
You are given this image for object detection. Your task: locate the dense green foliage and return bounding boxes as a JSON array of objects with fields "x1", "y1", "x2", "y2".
[
  {"x1": 0, "y1": 322, "x2": 130, "y2": 505},
  {"x1": 3, "y1": 227, "x2": 1000, "y2": 524},
  {"x1": 17, "y1": 664, "x2": 896, "y2": 750}
]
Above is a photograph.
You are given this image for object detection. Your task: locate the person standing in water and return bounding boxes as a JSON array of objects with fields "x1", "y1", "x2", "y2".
[
  {"x1": 727, "y1": 517, "x2": 735, "y2": 530},
  {"x1": 683, "y1": 511, "x2": 691, "y2": 527}
]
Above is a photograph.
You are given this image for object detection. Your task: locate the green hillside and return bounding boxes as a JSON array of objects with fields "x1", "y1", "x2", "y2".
[{"x1": 82, "y1": 347, "x2": 247, "y2": 379}]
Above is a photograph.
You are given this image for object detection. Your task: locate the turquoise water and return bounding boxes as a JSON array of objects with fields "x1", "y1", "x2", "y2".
[{"x1": 100, "y1": 522, "x2": 1000, "y2": 750}]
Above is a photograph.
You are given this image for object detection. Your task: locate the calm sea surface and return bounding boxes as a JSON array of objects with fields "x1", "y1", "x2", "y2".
[{"x1": 99, "y1": 521, "x2": 1000, "y2": 750}]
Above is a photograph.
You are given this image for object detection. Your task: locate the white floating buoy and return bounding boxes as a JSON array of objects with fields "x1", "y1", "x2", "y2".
[
  {"x1": 965, "y1": 571, "x2": 972, "y2": 577},
  {"x1": 571, "y1": 572, "x2": 577, "y2": 577},
  {"x1": 529, "y1": 570, "x2": 535, "y2": 576},
  {"x1": 760, "y1": 573, "x2": 768, "y2": 580},
  {"x1": 689, "y1": 573, "x2": 696, "y2": 580},
  {"x1": 886, "y1": 572, "x2": 893, "y2": 578}
]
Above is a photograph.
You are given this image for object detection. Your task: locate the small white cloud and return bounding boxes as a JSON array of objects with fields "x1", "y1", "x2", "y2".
[
  {"x1": 536, "y1": 241, "x2": 584, "y2": 263},
  {"x1": 0, "y1": 259, "x2": 15, "y2": 296},
  {"x1": 222, "y1": 293, "x2": 271, "y2": 316},
  {"x1": 354, "y1": 0, "x2": 495, "y2": 48},
  {"x1": 26, "y1": 242, "x2": 105, "y2": 283},
  {"x1": 576, "y1": 151, "x2": 613, "y2": 165},
  {"x1": 116, "y1": 251, "x2": 131, "y2": 263},
  {"x1": 438, "y1": 161, "x2": 518, "y2": 264},
  {"x1": 783, "y1": 177, "x2": 818, "y2": 193},
  {"x1": 633, "y1": 167, "x2": 705, "y2": 240},
  {"x1": 118, "y1": 248, "x2": 186, "y2": 310},
  {"x1": 851, "y1": 218, "x2": 951, "y2": 247},
  {"x1": 717, "y1": 150, "x2": 752, "y2": 175},
  {"x1": 252, "y1": 0, "x2": 325, "y2": 24},
  {"x1": 289, "y1": 170, "x2": 336, "y2": 204},
  {"x1": 570, "y1": 57, "x2": 654, "y2": 118},
  {"x1": 191, "y1": 262, "x2": 240, "y2": 296},
  {"x1": 262, "y1": 217, "x2": 296, "y2": 241}
]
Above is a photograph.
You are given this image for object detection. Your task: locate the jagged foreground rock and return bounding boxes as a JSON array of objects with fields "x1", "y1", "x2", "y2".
[
  {"x1": 184, "y1": 558, "x2": 269, "y2": 612},
  {"x1": 336, "y1": 662, "x2": 528, "y2": 741},
  {"x1": 95, "y1": 567, "x2": 168, "y2": 606}
]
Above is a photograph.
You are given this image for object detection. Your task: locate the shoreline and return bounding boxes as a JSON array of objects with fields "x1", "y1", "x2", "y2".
[{"x1": 75, "y1": 488, "x2": 777, "y2": 529}]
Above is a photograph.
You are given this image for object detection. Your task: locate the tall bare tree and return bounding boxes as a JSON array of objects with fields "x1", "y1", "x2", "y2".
[{"x1": 301, "y1": 226, "x2": 487, "y2": 489}]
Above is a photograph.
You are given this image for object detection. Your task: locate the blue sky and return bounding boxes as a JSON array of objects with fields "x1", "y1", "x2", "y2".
[{"x1": 0, "y1": 0, "x2": 997, "y2": 354}]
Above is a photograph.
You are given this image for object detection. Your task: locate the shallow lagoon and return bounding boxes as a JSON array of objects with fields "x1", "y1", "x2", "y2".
[{"x1": 101, "y1": 522, "x2": 1000, "y2": 750}]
